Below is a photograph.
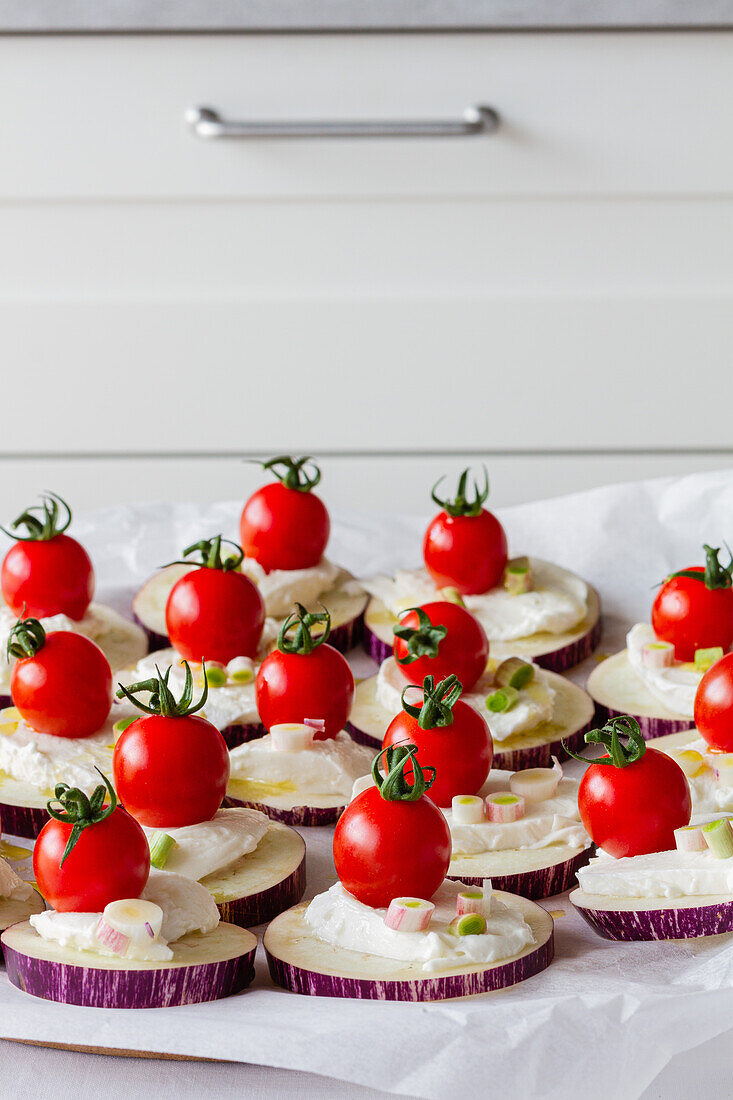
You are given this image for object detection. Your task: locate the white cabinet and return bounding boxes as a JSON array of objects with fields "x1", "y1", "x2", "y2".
[{"x1": 1, "y1": 32, "x2": 731, "y2": 510}]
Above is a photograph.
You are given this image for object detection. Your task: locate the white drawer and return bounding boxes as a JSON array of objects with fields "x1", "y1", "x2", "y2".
[{"x1": 2, "y1": 32, "x2": 732, "y2": 199}]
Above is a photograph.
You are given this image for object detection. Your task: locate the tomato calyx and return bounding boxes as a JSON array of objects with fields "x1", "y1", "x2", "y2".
[
  {"x1": 1, "y1": 491, "x2": 72, "y2": 543},
  {"x1": 47, "y1": 768, "x2": 117, "y2": 866},
  {"x1": 371, "y1": 743, "x2": 437, "y2": 802},
  {"x1": 400, "y1": 673, "x2": 463, "y2": 730},
  {"x1": 563, "y1": 715, "x2": 647, "y2": 769},
  {"x1": 430, "y1": 466, "x2": 489, "y2": 518},
  {"x1": 167, "y1": 534, "x2": 244, "y2": 573},
  {"x1": 116, "y1": 660, "x2": 208, "y2": 717},
  {"x1": 277, "y1": 602, "x2": 331, "y2": 655},
  {"x1": 393, "y1": 607, "x2": 448, "y2": 665},
  {"x1": 667, "y1": 543, "x2": 733, "y2": 591},
  {"x1": 259, "y1": 454, "x2": 322, "y2": 493},
  {"x1": 6, "y1": 613, "x2": 46, "y2": 660}
]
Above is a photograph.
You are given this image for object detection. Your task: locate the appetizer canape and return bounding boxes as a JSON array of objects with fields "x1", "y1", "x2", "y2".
[
  {"x1": 1, "y1": 771, "x2": 256, "y2": 1007},
  {"x1": 265, "y1": 746, "x2": 554, "y2": 1000},
  {"x1": 587, "y1": 544, "x2": 733, "y2": 738},
  {"x1": 362, "y1": 468, "x2": 600, "y2": 673},
  {"x1": 0, "y1": 817, "x2": 43, "y2": 952},
  {"x1": 348, "y1": 602, "x2": 595, "y2": 768},
  {"x1": 133, "y1": 457, "x2": 366, "y2": 654},
  {"x1": 0, "y1": 616, "x2": 118, "y2": 838},
  {"x1": 563, "y1": 716, "x2": 733, "y2": 941},
  {"x1": 352, "y1": 675, "x2": 591, "y2": 899},
  {"x1": 0, "y1": 492, "x2": 146, "y2": 704},
  {"x1": 114, "y1": 662, "x2": 305, "y2": 926},
  {"x1": 117, "y1": 536, "x2": 269, "y2": 747},
  {"x1": 227, "y1": 605, "x2": 374, "y2": 824}
]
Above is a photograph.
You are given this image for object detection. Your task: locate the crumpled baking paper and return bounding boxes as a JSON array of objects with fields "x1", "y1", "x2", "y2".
[{"x1": 3, "y1": 467, "x2": 733, "y2": 1099}]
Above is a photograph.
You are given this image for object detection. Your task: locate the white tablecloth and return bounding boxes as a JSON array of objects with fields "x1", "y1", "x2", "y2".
[{"x1": 4, "y1": 468, "x2": 733, "y2": 1099}]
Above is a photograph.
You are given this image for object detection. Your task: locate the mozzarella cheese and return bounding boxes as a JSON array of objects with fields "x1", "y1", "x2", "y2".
[
  {"x1": 0, "y1": 856, "x2": 33, "y2": 901},
  {"x1": 240, "y1": 556, "x2": 340, "y2": 619},
  {"x1": 144, "y1": 807, "x2": 269, "y2": 881},
  {"x1": 578, "y1": 847, "x2": 733, "y2": 899},
  {"x1": 305, "y1": 880, "x2": 534, "y2": 973},
  {"x1": 229, "y1": 730, "x2": 375, "y2": 798},
  {"x1": 626, "y1": 623, "x2": 700, "y2": 717},
  {"x1": 0, "y1": 714, "x2": 114, "y2": 793},
  {"x1": 363, "y1": 559, "x2": 588, "y2": 641},
  {"x1": 445, "y1": 775, "x2": 588, "y2": 854},
  {"x1": 375, "y1": 657, "x2": 555, "y2": 743},
  {"x1": 29, "y1": 871, "x2": 219, "y2": 961}
]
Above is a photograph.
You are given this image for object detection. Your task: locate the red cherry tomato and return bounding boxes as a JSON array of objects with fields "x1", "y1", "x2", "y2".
[
  {"x1": 651, "y1": 545, "x2": 733, "y2": 662},
  {"x1": 34, "y1": 806, "x2": 150, "y2": 913},
  {"x1": 422, "y1": 468, "x2": 507, "y2": 595},
  {"x1": 333, "y1": 747, "x2": 451, "y2": 908},
  {"x1": 255, "y1": 605, "x2": 354, "y2": 739},
  {"x1": 393, "y1": 602, "x2": 488, "y2": 694},
  {"x1": 240, "y1": 456, "x2": 329, "y2": 572},
  {"x1": 694, "y1": 652, "x2": 733, "y2": 752},
  {"x1": 382, "y1": 675, "x2": 492, "y2": 807},
  {"x1": 574, "y1": 717, "x2": 691, "y2": 858},
  {"x1": 165, "y1": 537, "x2": 264, "y2": 664},
  {"x1": 10, "y1": 626, "x2": 112, "y2": 739},
  {"x1": 114, "y1": 712, "x2": 229, "y2": 828},
  {"x1": 1, "y1": 493, "x2": 94, "y2": 620}
]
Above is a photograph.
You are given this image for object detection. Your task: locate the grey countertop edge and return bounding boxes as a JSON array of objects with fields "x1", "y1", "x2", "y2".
[{"x1": 1, "y1": 0, "x2": 733, "y2": 33}]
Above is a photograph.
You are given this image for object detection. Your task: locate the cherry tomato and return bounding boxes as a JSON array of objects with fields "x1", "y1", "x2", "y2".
[
  {"x1": 2, "y1": 493, "x2": 94, "y2": 620},
  {"x1": 393, "y1": 601, "x2": 488, "y2": 693},
  {"x1": 572, "y1": 717, "x2": 691, "y2": 858},
  {"x1": 423, "y1": 468, "x2": 507, "y2": 595},
  {"x1": 333, "y1": 746, "x2": 451, "y2": 908},
  {"x1": 10, "y1": 623, "x2": 112, "y2": 739},
  {"x1": 34, "y1": 775, "x2": 149, "y2": 912},
  {"x1": 694, "y1": 652, "x2": 733, "y2": 752},
  {"x1": 165, "y1": 536, "x2": 264, "y2": 664},
  {"x1": 651, "y1": 544, "x2": 733, "y2": 662},
  {"x1": 256, "y1": 605, "x2": 354, "y2": 739},
  {"x1": 382, "y1": 674, "x2": 492, "y2": 807},
  {"x1": 240, "y1": 456, "x2": 329, "y2": 572},
  {"x1": 114, "y1": 712, "x2": 229, "y2": 828}
]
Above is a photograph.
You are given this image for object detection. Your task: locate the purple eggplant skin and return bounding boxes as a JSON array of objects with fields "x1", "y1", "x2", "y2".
[
  {"x1": 216, "y1": 855, "x2": 306, "y2": 928},
  {"x1": 573, "y1": 897, "x2": 733, "y2": 941},
  {"x1": 266, "y1": 933, "x2": 554, "y2": 1001},
  {"x1": 364, "y1": 610, "x2": 601, "y2": 674},
  {"x1": 225, "y1": 791, "x2": 344, "y2": 827},
  {"x1": 135, "y1": 610, "x2": 364, "y2": 659},
  {"x1": 448, "y1": 846, "x2": 592, "y2": 902},
  {"x1": 591, "y1": 703, "x2": 694, "y2": 742},
  {"x1": 2, "y1": 940, "x2": 256, "y2": 1008},
  {"x1": 0, "y1": 801, "x2": 48, "y2": 840}
]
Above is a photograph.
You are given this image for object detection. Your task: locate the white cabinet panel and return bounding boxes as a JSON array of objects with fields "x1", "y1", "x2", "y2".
[
  {"x1": 2, "y1": 33, "x2": 733, "y2": 199},
  {"x1": 2, "y1": 293, "x2": 731, "y2": 452}
]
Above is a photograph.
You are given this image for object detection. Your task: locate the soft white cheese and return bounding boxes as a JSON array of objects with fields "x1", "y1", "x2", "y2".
[
  {"x1": 29, "y1": 871, "x2": 219, "y2": 961},
  {"x1": 659, "y1": 735, "x2": 733, "y2": 815},
  {"x1": 363, "y1": 559, "x2": 587, "y2": 641},
  {"x1": 113, "y1": 648, "x2": 260, "y2": 731},
  {"x1": 0, "y1": 715, "x2": 114, "y2": 793},
  {"x1": 626, "y1": 623, "x2": 700, "y2": 718},
  {"x1": 241, "y1": 557, "x2": 340, "y2": 619},
  {"x1": 144, "y1": 807, "x2": 269, "y2": 881},
  {"x1": 0, "y1": 856, "x2": 33, "y2": 901},
  {"x1": 375, "y1": 657, "x2": 555, "y2": 743},
  {"x1": 577, "y1": 847, "x2": 733, "y2": 899},
  {"x1": 305, "y1": 880, "x2": 534, "y2": 973},
  {"x1": 229, "y1": 730, "x2": 375, "y2": 798},
  {"x1": 445, "y1": 774, "x2": 588, "y2": 854}
]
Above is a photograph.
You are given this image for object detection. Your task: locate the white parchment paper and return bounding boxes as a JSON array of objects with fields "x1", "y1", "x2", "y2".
[{"x1": 3, "y1": 468, "x2": 733, "y2": 1099}]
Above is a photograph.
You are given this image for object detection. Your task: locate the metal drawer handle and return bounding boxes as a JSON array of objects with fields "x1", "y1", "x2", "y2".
[{"x1": 185, "y1": 105, "x2": 499, "y2": 140}]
